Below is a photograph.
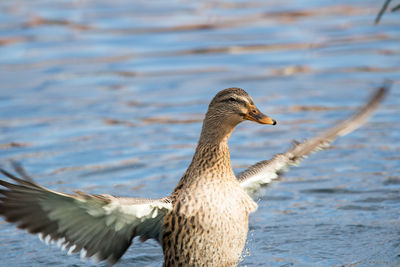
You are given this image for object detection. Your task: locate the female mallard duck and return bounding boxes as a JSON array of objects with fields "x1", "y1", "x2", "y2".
[{"x1": 0, "y1": 86, "x2": 387, "y2": 266}]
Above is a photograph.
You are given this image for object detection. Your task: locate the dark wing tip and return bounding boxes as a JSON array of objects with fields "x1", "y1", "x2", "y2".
[
  {"x1": 10, "y1": 161, "x2": 34, "y2": 182},
  {"x1": 0, "y1": 169, "x2": 19, "y2": 181},
  {"x1": 0, "y1": 168, "x2": 37, "y2": 188},
  {"x1": 374, "y1": 79, "x2": 391, "y2": 103}
]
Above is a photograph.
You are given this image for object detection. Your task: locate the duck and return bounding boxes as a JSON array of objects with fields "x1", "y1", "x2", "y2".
[{"x1": 0, "y1": 86, "x2": 387, "y2": 266}]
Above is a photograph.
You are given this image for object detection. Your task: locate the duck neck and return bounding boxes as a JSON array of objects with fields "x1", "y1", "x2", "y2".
[
  {"x1": 198, "y1": 114, "x2": 236, "y2": 146},
  {"x1": 193, "y1": 115, "x2": 236, "y2": 174},
  {"x1": 174, "y1": 117, "x2": 237, "y2": 193},
  {"x1": 190, "y1": 138, "x2": 232, "y2": 175}
]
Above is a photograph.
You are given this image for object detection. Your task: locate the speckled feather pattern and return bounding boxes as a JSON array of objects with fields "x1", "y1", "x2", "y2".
[{"x1": 162, "y1": 141, "x2": 257, "y2": 267}]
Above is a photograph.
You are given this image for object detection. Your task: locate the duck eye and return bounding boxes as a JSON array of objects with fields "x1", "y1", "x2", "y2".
[{"x1": 220, "y1": 97, "x2": 237, "y2": 104}]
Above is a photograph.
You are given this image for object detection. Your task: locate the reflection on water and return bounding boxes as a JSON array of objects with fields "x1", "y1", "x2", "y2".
[{"x1": 0, "y1": 0, "x2": 399, "y2": 266}]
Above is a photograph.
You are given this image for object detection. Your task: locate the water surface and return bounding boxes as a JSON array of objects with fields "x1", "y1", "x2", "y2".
[{"x1": 0, "y1": 0, "x2": 399, "y2": 266}]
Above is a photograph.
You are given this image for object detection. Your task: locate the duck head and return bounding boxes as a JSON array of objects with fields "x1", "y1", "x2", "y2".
[{"x1": 200, "y1": 88, "x2": 276, "y2": 144}]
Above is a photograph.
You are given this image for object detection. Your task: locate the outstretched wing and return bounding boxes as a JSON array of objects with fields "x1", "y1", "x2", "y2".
[
  {"x1": 0, "y1": 169, "x2": 172, "y2": 265},
  {"x1": 239, "y1": 84, "x2": 389, "y2": 195}
]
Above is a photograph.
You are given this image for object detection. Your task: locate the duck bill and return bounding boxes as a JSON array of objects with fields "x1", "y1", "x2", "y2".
[{"x1": 244, "y1": 108, "x2": 277, "y2": 125}]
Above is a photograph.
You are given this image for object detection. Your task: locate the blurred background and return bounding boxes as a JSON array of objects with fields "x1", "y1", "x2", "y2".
[{"x1": 0, "y1": 0, "x2": 399, "y2": 266}]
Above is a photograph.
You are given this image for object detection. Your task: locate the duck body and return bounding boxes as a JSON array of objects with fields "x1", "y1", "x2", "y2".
[{"x1": 162, "y1": 142, "x2": 257, "y2": 266}]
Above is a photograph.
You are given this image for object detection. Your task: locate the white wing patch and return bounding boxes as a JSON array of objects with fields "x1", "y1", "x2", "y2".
[
  {"x1": 34, "y1": 197, "x2": 172, "y2": 264},
  {"x1": 0, "y1": 170, "x2": 173, "y2": 265},
  {"x1": 239, "y1": 154, "x2": 289, "y2": 195}
]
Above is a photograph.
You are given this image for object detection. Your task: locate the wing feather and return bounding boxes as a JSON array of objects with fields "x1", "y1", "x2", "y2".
[
  {"x1": 0, "y1": 169, "x2": 172, "y2": 265},
  {"x1": 239, "y1": 83, "x2": 390, "y2": 195}
]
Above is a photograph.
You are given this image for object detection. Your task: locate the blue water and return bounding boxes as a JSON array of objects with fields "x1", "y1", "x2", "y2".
[{"x1": 0, "y1": 0, "x2": 399, "y2": 266}]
